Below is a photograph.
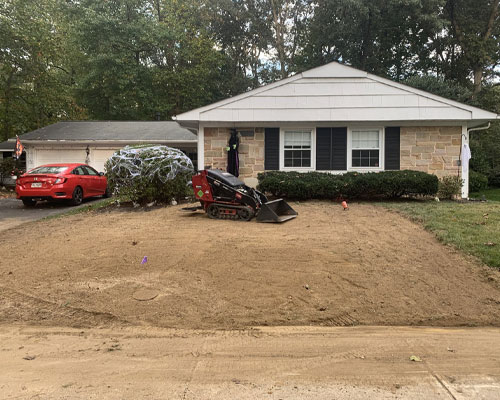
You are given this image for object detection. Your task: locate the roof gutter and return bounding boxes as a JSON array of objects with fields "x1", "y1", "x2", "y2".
[{"x1": 17, "y1": 139, "x2": 198, "y2": 145}]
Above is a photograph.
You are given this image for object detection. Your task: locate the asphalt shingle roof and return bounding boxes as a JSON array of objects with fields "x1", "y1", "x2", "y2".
[
  {"x1": 17, "y1": 121, "x2": 197, "y2": 142},
  {"x1": 0, "y1": 140, "x2": 15, "y2": 151}
]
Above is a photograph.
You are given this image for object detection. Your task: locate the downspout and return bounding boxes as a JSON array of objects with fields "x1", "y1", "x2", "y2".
[
  {"x1": 460, "y1": 122, "x2": 491, "y2": 199},
  {"x1": 468, "y1": 122, "x2": 490, "y2": 135}
]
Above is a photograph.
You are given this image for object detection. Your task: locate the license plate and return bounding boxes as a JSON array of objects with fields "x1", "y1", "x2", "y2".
[{"x1": 31, "y1": 183, "x2": 42, "y2": 188}]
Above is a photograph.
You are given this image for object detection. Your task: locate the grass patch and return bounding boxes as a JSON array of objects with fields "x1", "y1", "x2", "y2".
[
  {"x1": 470, "y1": 188, "x2": 500, "y2": 202},
  {"x1": 42, "y1": 198, "x2": 117, "y2": 221},
  {"x1": 378, "y1": 200, "x2": 500, "y2": 269}
]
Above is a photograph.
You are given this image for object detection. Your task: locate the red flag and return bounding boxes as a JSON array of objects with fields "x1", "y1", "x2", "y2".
[{"x1": 15, "y1": 135, "x2": 24, "y2": 159}]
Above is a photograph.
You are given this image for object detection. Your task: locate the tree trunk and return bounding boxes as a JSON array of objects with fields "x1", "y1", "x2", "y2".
[
  {"x1": 359, "y1": 8, "x2": 373, "y2": 71},
  {"x1": 153, "y1": 0, "x2": 163, "y2": 22},
  {"x1": 2, "y1": 70, "x2": 14, "y2": 141},
  {"x1": 270, "y1": 0, "x2": 288, "y2": 79},
  {"x1": 472, "y1": 66, "x2": 483, "y2": 97}
]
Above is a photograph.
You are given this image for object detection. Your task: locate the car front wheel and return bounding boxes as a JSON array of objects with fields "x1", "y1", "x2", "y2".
[
  {"x1": 22, "y1": 198, "x2": 37, "y2": 207},
  {"x1": 70, "y1": 186, "x2": 83, "y2": 206},
  {"x1": 103, "y1": 186, "x2": 112, "y2": 198}
]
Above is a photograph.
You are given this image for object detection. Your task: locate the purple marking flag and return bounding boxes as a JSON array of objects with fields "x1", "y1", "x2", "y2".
[{"x1": 141, "y1": 256, "x2": 148, "y2": 264}]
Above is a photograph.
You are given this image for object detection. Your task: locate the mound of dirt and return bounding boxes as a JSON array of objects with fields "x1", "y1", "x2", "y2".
[{"x1": 0, "y1": 201, "x2": 499, "y2": 329}]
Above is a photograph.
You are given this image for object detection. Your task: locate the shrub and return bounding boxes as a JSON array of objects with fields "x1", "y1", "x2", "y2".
[
  {"x1": 438, "y1": 175, "x2": 462, "y2": 199},
  {"x1": 488, "y1": 167, "x2": 500, "y2": 188},
  {"x1": 105, "y1": 144, "x2": 194, "y2": 203},
  {"x1": 257, "y1": 170, "x2": 438, "y2": 200},
  {"x1": 469, "y1": 170, "x2": 488, "y2": 192},
  {"x1": 0, "y1": 158, "x2": 24, "y2": 186}
]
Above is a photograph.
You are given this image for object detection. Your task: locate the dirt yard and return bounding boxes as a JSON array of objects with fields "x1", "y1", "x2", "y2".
[{"x1": 1, "y1": 201, "x2": 499, "y2": 329}]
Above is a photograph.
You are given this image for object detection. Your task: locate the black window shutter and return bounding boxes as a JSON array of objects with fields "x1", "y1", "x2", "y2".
[
  {"x1": 316, "y1": 128, "x2": 332, "y2": 170},
  {"x1": 385, "y1": 127, "x2": 400, "y2": 170},
  {"x1": 264, "y1": 128, "x2": 280, "y2": 170},
  {"x1": 331, "y1": 127, "x2": 347, "y2": 170},
  {"x1": 316, "y1": 127, "x2": 347, "y2": 170}
]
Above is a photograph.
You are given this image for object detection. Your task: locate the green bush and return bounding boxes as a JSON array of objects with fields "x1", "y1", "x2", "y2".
[
  {"x1": 488, "y1": 167, "x2": 500, "y2": 188},
  {"x1": 438, "y1": 175, "x2": 462, "y2": 199},
  {"x1": 257, "y1": 170, "x2": 438, "y2": 200},
  {"x1": 469, "y1": 170, "x2": 489, "y2": 192},
  {"x1": 0, "y1": 158, "x2": 24, "y2": 186},
  {"x1": 105, "y1": 144, "x2": 194, "y2": 203}
]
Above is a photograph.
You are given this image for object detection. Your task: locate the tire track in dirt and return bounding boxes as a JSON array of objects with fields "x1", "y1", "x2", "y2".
[
  {"x1": 312, "y1": 313, "x2": 359, "y2": 327},
  {"x1": 0, "y1": 285, "x2": 130, "y2": 328}
]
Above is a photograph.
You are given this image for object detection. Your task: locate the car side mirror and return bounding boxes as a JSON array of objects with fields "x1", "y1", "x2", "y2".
[{"x1": 99, "y1": 172, "x2": 104, "y2": 176}]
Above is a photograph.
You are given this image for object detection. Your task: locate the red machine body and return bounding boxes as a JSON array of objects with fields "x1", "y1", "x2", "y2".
[{"x1": 192, "y1": 170, "x2": 214, "y2": 203}]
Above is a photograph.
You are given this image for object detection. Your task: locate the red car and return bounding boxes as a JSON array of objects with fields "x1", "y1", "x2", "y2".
[{"x1": 16, "y1": 163, "x2": 110, "y2": 207}]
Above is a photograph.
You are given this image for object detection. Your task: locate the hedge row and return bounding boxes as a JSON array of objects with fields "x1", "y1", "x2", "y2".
[{"x1": 257, "y1": 170, "x2": 439, "y2": 200}]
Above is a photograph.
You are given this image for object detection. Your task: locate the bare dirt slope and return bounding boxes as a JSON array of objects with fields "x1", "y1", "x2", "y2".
[{"x1": 0, "y1": 201, "x2": 499, "y2": 329}]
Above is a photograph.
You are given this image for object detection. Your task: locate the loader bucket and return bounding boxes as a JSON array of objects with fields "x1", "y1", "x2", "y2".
[{"x1": 256, "y1": 199, "x2": 298, "y2": 223}]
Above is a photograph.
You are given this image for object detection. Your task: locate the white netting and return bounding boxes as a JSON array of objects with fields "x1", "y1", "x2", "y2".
[{"x1": 105, "y1": 145, "x2": 194, "y2": 184}]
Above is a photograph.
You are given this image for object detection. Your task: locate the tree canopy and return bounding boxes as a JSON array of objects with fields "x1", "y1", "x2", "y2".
[{"x1": 1, "y1": 0, "x2": 499, "y2": 177}]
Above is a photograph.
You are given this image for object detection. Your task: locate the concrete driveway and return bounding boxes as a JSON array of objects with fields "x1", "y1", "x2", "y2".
[{"x1": 0, "y1": 198, "x2": 104, "y2": 232}]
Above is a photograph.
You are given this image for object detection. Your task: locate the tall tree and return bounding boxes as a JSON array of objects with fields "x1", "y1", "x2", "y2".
[
  {"x1": 68, "y1": 0, "x2": 162, "y2": 120},
  {"x1": 298, "y1": 0, "x2": 445, "y2": 80},
  {"x1": 69, "y1": 0, "x2": 229, "y2": 120},
  {"x1": 268, "y1": 0, "x2": 313, "y2": 78},
  {"x1": 204, "y1": 0, "x2": 273, "y2": 92},
  {"x1": 151, "y1": 0, "x2": 230, "y2": 117},
  {"x1": 443, "y1": 0, "x2": 500, "y2": 96},
  {"x1": 0, "y1": 0, "x2": 84, "y2": 141}
]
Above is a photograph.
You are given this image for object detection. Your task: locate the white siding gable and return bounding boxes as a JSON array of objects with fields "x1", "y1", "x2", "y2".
[{"x1": 175, "y1": 62, "x2": 497, "y2": 123}]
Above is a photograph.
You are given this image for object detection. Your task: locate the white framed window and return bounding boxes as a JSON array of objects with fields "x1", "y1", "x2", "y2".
[
  {"x1": 349, "y1": 128, "x2": 383, "y2": 170},
  {"x1": 281, "y1": 129, "x2": 314, "y2": 170}
]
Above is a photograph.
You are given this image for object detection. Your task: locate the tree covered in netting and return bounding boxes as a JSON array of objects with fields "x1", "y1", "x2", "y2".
[{"x1": 105, "y1": 145, "x2": 194, "y2": 203}]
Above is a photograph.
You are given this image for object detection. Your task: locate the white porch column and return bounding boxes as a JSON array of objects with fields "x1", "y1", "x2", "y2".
[
  {"x1": 197, "y1": 123, "x2": 205, "y2": 171},
  {"x1": 461, "y1": 125, "x2": 469, "y2": 199}
]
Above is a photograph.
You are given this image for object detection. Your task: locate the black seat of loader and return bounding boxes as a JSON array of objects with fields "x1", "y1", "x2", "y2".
[{"x1": 207, "y1": 169, "x2": 244, "y2": 187}]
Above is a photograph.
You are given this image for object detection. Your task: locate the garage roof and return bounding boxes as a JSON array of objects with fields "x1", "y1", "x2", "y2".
[
  {"x1": 15, "y1": 121, "x2": 197, "y2": 143},
  {"x1": 0, "y1": 140, "x2": 15, "y2": 151}
]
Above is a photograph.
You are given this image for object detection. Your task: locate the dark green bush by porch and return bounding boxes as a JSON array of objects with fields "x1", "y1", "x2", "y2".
[{"x1": 257, "y1": 170, "x2": 438, "y2": 200}]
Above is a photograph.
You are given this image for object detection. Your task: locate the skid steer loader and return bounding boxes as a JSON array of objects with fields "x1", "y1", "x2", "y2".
[{"x1": 182, "y1": 169, "x2": 297, "y2": 223}]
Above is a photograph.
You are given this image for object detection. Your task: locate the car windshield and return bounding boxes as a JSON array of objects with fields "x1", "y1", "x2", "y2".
[{"x1": 28, "y1": 166, "x2": 68, "y2": 174}]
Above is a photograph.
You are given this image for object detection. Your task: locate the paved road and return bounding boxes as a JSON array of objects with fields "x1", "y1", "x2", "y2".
[
  {"x1": 0, "y1": 325, "x2": 499, "y2": 399},
  {"x1": 0, "y1": 197, "x2": 104, "y2": 232}
]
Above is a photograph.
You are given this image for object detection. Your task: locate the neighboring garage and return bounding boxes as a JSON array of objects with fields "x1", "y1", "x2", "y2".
[
  {"x1": 0, "y1": 140, "x2": 15, "y2": 160},
  {"x1": 11, "y1": 121, "x2": 198, "y2": 172}
]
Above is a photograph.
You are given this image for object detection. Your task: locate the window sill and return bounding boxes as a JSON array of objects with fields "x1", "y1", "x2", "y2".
[
  {"x1": 348, "y1": 167, "x2": 383, "y2": 172},
  {"x1": 281, "y1": 167, "x2": 315, "y2": 172}
]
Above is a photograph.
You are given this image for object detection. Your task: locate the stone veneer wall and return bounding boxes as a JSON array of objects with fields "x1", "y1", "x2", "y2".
[
  {"x1": 400, "y1": 126, "x2": 462, "y2": 178},
  {"x1": 204, "y1": 126, "x2": 462, "y2": 182},
  {"x1": 204, "y1": 127, "x2": 265, "y2": 179}
]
